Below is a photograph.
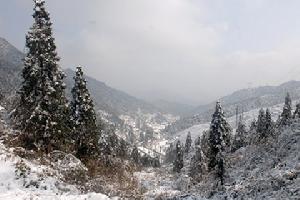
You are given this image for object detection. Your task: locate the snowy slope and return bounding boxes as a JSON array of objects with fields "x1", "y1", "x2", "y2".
[
  {"x1": 174, "y1": 100, "x2": 293, "y2": 143},
  {"x1": 0, "y1": 106, "x2": 113, "y2": 200},
  {"x1": 0, "y1": 143, "x2": 112, "y2": 200},
  {"x1": 136, "y1": 103, "x2": 300, "y2": 199},
  {"x1": 167, "y1": 81, "x2": 300, "y2": 135}
]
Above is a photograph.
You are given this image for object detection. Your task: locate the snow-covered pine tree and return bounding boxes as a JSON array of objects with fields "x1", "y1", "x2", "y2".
[
  {"x1": 248, "y1": 119, "x2": 257, "y2": 144},
  {"x1": 208, "y1": 101, "x2": 231, "y2": 184},
  {"x1": 173, "y1": 140, "x2": 184, "y2": 173},
  {"x1": 293, "y1": 103, "x2": 300, "y2": 119},
  {"x1": 256, "y1": 108, "x2": 266, "y2": 134},
  {"x1": 153, "y1": 156, "x2": 161, "y2": 168},
  {"x1": 127, "y1": 128, "x2": 136, "y2": 144},
  {"x1": 232, "y1": 116, "x2": 247, "y2": 152},
  {"x1": 279, "y1": 92, "x2": 292, "y2": 126},
  {"x1": 265, "y1": 108, "x2": 274, "y2": 138},
  {"x1": 71, "y1": 66, "x2": 99, "y2": 159},
  {"x1": 249, "y1": 119, "x2": 257, "y2": 132},
  {"x1": 117, "y1": 138, "x2": 128, "y2": 159},
  {"x1": 189, "y1": 135, "x2": 203, "y2": 180},
  {"x1": 215, "y1": 151, "x2": 225, "y2": 185},
  {"x1": 195, "y1": 135, "x2": 201, "y2": 147},
  {"x1": 0, "y1": 90, "x2": 3, "y2": 102},
  {"x1": 184, "y1": 131, "x2": 192, "y2": 153},
  {"x1": 14, "y1": 0, "x2": 70, "y2": 152},
  {"x1": 131, "y1": 146, "x2": 140, "y2": 164},
  {"x1": 165, "y1": 143, "x2": 175, "y2": 163}
]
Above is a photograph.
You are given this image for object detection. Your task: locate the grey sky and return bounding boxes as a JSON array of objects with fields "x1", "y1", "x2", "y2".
[{"x1": 1, "y1": 0, "x2": 300, "y2": 105}]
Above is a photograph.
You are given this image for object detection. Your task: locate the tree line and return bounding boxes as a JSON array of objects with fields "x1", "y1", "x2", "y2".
[{"x1": 167, "y1": 92, "x2": 298, "y2": 185}]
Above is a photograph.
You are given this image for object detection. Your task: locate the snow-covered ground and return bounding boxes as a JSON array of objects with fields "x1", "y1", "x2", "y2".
[
  {"x1": 1, "y1": 99, "x2": 299, "y2": 199},
  {"x1": 135, "y1": 166, "x2": 181, "y2": 199},
  {"x1": 0, "y1": 142, "x2": 112, "y2": 200},
  {"x1": 118, "y1": 111, "x2": 178, "y2": 155},
  {"x1": 135, "y1": 102, "x2": 300, "y2": 199},
  {"x1": 0, "y1": 106, "x2": 114, "y2": 200}
]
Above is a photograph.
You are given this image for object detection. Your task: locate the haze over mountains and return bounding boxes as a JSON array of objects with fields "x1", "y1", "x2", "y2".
[
  {"x1": 1, "y1": 36, "x2": 300, "y2": 126},
  {"x1": 1, "y1": 36, "x2": 300, "y2": 199},
  {"x1": 0, "y1": 37, "x2": 159, "y2": 116},
  {"x1": 165, "y1": 80, "x2": 300, "y2": 134},
  {"x1": 0, "y1": 38, "x2": 23, "y2": 96}
]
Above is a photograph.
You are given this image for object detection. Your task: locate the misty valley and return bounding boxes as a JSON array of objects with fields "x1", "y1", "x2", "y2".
[{"x1": 0, "y1": 0, "x2": 299, "y2": 200}]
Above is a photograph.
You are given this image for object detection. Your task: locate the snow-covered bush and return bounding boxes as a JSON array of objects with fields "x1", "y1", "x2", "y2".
[
  {"x1": 50, "y1": 151, "x2": 88, "y2": 185},
  {"x1": 15, "y1": 159, "x2": 31, "y2": 180}
]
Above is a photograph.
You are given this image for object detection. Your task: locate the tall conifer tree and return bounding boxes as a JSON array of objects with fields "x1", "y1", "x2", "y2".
[
  {"x1": 208, "y1": 101, "x2": 231, "y2": 184},
  {"x1": 232, "y1": 116, "x2": 247, "y2": 152},
  {"x1": 279, "y1": 93, "x2": 292, "y2": 126},
  {"x1": 15, "y1": 0, "x2": 69, "y2": 151},
  {"x1": 71, "y1": 66, "x2": 99, "y2": 159},
  {"x1": 184, "y1": 131, "x2": 192, "y2": 153},
  {"x1": 264, "y1": 108, "x2": 274, "y2": 137},
  {"x1": 173, "y1": 141, "x2": 184, "y2": 173}
]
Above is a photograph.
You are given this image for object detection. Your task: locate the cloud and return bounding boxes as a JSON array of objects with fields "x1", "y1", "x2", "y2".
[
  {"x1": 2, "y1": 0, "x2": 300, "y2": 105},
  {"x1": 49, "y1": 0, "x2": 226, "y2": 104}
]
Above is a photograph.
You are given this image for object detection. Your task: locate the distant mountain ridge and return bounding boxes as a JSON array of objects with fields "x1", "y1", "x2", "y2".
[
  {"x1": 0, "y1": 38, "x2": 23, "y2": 96},
  {"x1": 0, "y1": 37, "x2": 158, "y2": 117},
  {"x1": 165, "y1": 80, "x2": 300, "y2": 134},
  {"x1": 64, "y1": 69, "x2": 158, "y2": 116},
  {"x1": 151, "y1": 99, "x2": 195, "y2": 116}
]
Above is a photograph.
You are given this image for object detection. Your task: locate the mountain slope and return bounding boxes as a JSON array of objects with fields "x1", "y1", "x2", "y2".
[
  {"x1": 64, "y1": 69, "x2": 158, "y2": 116},
  {"x1": 0, "y1": 37, "x2": 158, "y2": 116},
  {"x1": 0, "y1": 38, "x2": 23, "y2": 96},
  {"x1": 166, "y1": 81, "x2": 300, "y2": 134}
]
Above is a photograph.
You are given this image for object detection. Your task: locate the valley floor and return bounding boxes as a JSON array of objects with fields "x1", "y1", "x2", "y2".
[{"x1": 0, "y1": 104, "x2": 299, "y2": 200}]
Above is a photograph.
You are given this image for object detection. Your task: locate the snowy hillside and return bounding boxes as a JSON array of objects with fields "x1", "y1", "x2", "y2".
[
  {"x1": 0, "y1": 109, "x2": 112, "y2": 200},
  {"x1": 1, "y1": 1, "x2": 300, "y2": 199},
  {"x1": 134, "y1": 103, "x2": 300, "y2": 199},
  {"x1": 0, "y1": 144, "x2": 111, "y2": 200},
  {"x1": 166, "y1": 81, "x2": 300, "y2": 135},
  {"x1": 173, "y1": 100, "x2": 295, "y2": 143}
]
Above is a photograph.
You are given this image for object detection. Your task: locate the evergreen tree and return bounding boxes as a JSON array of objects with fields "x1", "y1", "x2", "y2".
[
  {"x1": 165, "y1": 143, "x2": 175, "y2": 163},
  {"x1": 127, "y1": 128, "x2": 136, "y2": 144},
  {"x1": 14, "y1": 0, "x2": 69, "y2": 152},
  {"x1": 98, "y1": 127, "x2": 114, "y2": 156},
  {"x1": 139, "y1": 132, "x2": 145, "y2": 142},
  {"x1": 71, "y1": 66, "x2": 99, "y2": 159},
  {"x1": 195, "y1": 135, "x2": 201, "y2": 147},
  {"x1": 248, "y1": 119, "x2": 257, "y2": 144},
  {"x1": 173, "y1": 140, "x2": 184, "y2": 173},
  {"x1": 264, "y1": 108, "x2": 274, "y2": 138},
  {"x1": 279, "y1": 93, "x2": 292, "y2": 126},
  {"x1": 208, "y1": 101, "x2": 231, "y2": 184},
  {"x1": 117, "y1": 139, "x2": 128, "y2": 158},
  {"x1": 131, "y1": 146, "x2": 140, "y2": 164},
  {"x1": 184, "y1": 131, "x2": 192, "y2": 153},
  {"x1": 293, "y1": 103, "x2": 300, "y2": 119},
  {"x1": 232, "y1": 116, "x2": 247, "y2": 152},
  {"x1": 189, "y1": 136, "x2": 203, "y2": 180},
  {"x1": 153, "y1": 156, "x2": 161, "y2": 168},
  {"x1": 215, "y1": 151, "x2": 225, "y2": 185},
  {"x1": 256, "y1": 108, "x2": 266, "y2": 134},
  {"x1": 0, "y1": 90, "x2": 3, "y2": 102},
  {"x1": 249, "y1": 119, "x2": 257, "y2": 132}
]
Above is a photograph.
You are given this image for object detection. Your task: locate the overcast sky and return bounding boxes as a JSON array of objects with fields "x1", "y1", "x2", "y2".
[{"x1": 1, "y1": 0, "x2": 300, "y2": 105}]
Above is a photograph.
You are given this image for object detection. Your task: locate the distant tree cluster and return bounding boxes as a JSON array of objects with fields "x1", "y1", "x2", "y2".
[
  {"x1": 130, "y1": 145, "x2": 160, "y2": 168},
  {"x1": 170, "y1": 92, "x2": 297, "y2": 186}
]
